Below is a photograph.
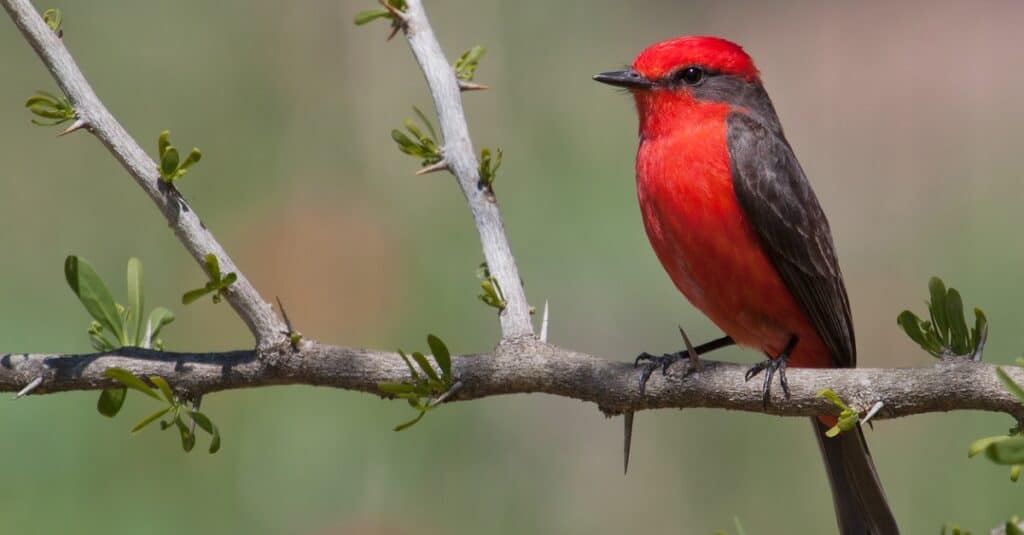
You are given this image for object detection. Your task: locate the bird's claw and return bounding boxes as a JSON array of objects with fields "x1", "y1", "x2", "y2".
[
  {"x1": 744, "y1": 335, "x2": 798, "y2": 408},
  {"x1": 635, "y1": 351, "x2": 690, "y2": 395}
]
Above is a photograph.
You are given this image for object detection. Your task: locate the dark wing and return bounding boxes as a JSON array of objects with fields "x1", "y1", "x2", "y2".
[{"x1": 727, "y1": 112, "x2": 856, "y2": 368}]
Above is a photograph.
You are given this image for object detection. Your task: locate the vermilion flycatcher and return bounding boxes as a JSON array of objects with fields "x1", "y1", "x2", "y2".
[{"x1": 595, "y1": 36, "x2": 899, "y2": 534}]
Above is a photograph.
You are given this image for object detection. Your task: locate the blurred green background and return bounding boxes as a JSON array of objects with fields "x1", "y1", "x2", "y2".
[{"x1": 2, "y1": 1, "x2": 1023, "y2": 533}]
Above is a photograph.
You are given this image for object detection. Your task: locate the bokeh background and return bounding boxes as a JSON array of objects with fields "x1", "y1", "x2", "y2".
[{"x1": 1, "y1": 1, "x2": 1023, "y2": 533}]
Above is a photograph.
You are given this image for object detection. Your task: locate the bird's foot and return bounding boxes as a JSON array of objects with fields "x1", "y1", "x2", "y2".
[
  {"x1": 634, "y1": 334, "x2": 735, "y2": 395},
  {"x1": 743, "y1": 335, "x2": 799, "y2": 408},
  {"x1": 635, "y1": 350, "x2": 691, "y2": 395}
]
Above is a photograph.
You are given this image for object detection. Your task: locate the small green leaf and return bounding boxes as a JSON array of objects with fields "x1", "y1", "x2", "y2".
[
  {"x1": 985, "y1": 436, "x2": 1024, "y2": 465},
  {"x1": 179, "y1": 148, "x2": 202, "y2": 171},
  {"x1": 158, "y1": 130, "x2": 170, "y2": 157},
  {"x1": 397, "y1": 350, "x2": 419, "y2": 381},
  {"x1": 971, "y1": 308, "x2": 988, "y2": 357},
  {"x1": 969, "y1": 435, "x2": 1009, "y2": 457},
  {"x1": 97, "y1": 387, "x2": 127, "y2": 417},
  {"x1": 946, "y1": 288, "x2": 968, "y2": 354},
  {"x1": 393, "y1": 410, "x2": 426, "y2": 431},
  {"x1": 897, "y1": 311, "x2": 929, "y2": 349},
  {"x1": 181, "y1": 287, "x2": 212, "y2": 305},
  {"x1": 410, "y1": 351, "x2": 440, "y2": 382},
  {"x1": 220, "y1": 272, "x2": 237, "y2": 287},
  {"x1": 427, "y1": 334, "x2": 452, "y2": 380},
  {"x1": 412, "y1": 106, "x2": 437, "y2": 141},
  {"x1": 203, "y1": 254, "x2": 222, "y2": 281},
  {"x1": 454, "y1": 45, "x2": 486, "y2": 81},
  {"x1": 149, "y1": 376, "x2": 175, "y2": 404},
  {"x1": 161, "y1": 146, "x2": 180, "y2": 177},
  {"x1": 103, "y1": 368, "x2": 161, "y2": 401},
  {"x1": 65, "y1": 256, "x2": 127, "y2": 346},
  {"x1": 175, "y1": 417, "x2": 195, "y2": 452},
  {"x1": 42, "y1": 8, "x2": 62, "y2": 33},
  {"x1": 188, "y1": 411, "x2": 221, "y2": 454},
  {"x1": 928, "y1": 277, "x2": 949, "y2": 344},
  {"x1": 131, "y1": 407, "x2": 171, "y2": 434},
  {"x1": 353, "y1": 8, "x2": 391, "y2": 25},
  {"x1": 126, "y1": 258, "x2": 144, "y2": 346},
  {"x1": 997, "y1": 367, "x2": 1024, "y2": 403},
  {"x1": 391, "y1": 129, "x2": 418, "y2": 151},
  {"x1": 145, "y1": 307, "x2": 175, "y2": 346}
]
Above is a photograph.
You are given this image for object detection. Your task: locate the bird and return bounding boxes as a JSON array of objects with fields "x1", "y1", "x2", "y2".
[{"x1": 594, "y1": 36, "x2": 899, "y2": 534}]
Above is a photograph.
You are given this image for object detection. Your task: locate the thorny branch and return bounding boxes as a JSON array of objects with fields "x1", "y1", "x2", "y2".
[
  {"x1": 2, "y1": 0, "x2": 287, "y2": 348},
  {"x1": 2, "y1": 0, "x2": 1023, "y2": 439}
]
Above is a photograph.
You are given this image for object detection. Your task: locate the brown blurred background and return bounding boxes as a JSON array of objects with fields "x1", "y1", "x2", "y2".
[{"x1": 1, "y1": 1, "x2": 1023, "y2": 533}]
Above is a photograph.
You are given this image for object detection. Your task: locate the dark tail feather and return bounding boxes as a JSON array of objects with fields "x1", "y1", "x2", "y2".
[{"x1": 813, "y1": 419, "x2": 900, "y2": 535}]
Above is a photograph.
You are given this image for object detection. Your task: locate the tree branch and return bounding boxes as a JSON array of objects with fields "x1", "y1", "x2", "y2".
[
  {"x1": 1, "y1": 0, "x2": 287, "y2": 347},
  {"x1": 3, "y1": 0, "x2": 1022, "y2": 457},
  {"x1": 2, "y1": 342, "x2": 1022, "y2": 423},
  {"x1": 400, "y1": 0, "x2": 534, "y2": 339}
]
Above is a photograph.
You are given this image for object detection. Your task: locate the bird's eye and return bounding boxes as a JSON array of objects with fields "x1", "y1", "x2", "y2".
[{"x1": 674, "y1": 66, "x2": 705, "y2": 85}]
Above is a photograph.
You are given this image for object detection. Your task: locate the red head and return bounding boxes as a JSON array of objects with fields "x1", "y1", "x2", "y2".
[
  {"x1": 631, "y1": 36, "x2": 759, "y2": 83},
  {"x1": 594, "y1": 36, "x2": 772, "y2": 137}
]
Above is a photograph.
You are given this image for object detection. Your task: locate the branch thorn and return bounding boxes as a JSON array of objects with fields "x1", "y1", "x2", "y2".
[
  {"x1": 57, "y1": 117, "x2": 87, "y2": 137},
  {"x1": 862, "y1": 400, "x2": 885, "y2": 428},
  {"x1": 458, "y1": 80, "x2": 489, "y2": 92},
  {"x1": 678, "y1": 324, "x2": 702, "y2": 372},
  {"x1": 13, "y1": 376, "x2": 43, "y2": 399},
  {"x1": 539, "y1": 300, "x2": 549, "y2": 343},
  {"x1": 415, "y1": 159, "x2": 449, "y2": 176},
  {"x1": 428, "y1": 380, "x2": 463, "y2": 408},
  {"x1": 623, "y1": 411, "x2": 634, "y2": 474}
]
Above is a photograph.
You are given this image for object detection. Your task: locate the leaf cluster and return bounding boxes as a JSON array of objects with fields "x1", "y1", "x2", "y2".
[
  {"x1": 65, "y1": 256, "x2": 174, "y2": 352},
  {"x1": 897, "y1": 277, "x2": 987, "y2": 359},
  {"x1": 98, "y1": 368, "x2": 220, "y2": 454},
  {"x1": 817, "y1": 389, "x2": 860, "y2": 437},
  {"x1": 477, "y1": 147, "x2": 502, "y2": 198},
  {"x1": 967, "y1": 359, "x2": 1024, "y2": 481},
  {"x1": 42, "y1": 8, "x2": 62, "y2": 36},
  {"x1": 182, "y1": 254, "x2": 237, "y2": 305},
  {"x1": 391, "y1": 107, "x2": 442, "y2": 167},
  {"x1": 475, "y1": 262, "x2": 506, "y2": 311},
  {"x1": 157, "y1": 130, "x2": 202, "y2": 185},
  {"x1": 353, "y1": 0, "x2": 407, "y2": 40},
  {"x1": 454, "y1": 46, "x2": 485, "y2": 81},
  {"x1": 377, "y1": 334, "x2": 456, "y2": 431},
  {"x1": 25, "y1": 90, "x2": 74, "y2": 126}
]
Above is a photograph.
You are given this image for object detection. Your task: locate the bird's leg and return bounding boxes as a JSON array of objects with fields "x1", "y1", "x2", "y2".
[
  {"x1": 625, "y1": 331, "x2": 734, "y2": 474},
  {"x1": 744, "y1": 334, "x2": 799, "y2": 408},
  {"x1": 635, "y1": 334, "x2": 734, "y2": 394}
]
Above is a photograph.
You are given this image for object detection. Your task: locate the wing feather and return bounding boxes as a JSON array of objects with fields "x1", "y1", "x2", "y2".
[{"x1": 727, "y1": 112, "x2": 856, "y2": 367}]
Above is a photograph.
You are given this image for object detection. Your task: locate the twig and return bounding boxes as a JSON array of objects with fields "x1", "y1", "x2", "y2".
[
  {"x1": 0, "y1": 345, "x2": 1020, "y2": 422},
  {"x1": 1, "y1": 0, "x2": 287, "y2": 348},
  {"x1": 400, "y1": 0, "x2": 534, "y2": 340}
]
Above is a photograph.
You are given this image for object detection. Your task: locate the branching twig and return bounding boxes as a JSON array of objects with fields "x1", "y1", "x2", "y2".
[
  {"x1": 399, "y1": 0, "x2": 533, "y2": 339},
  {"x1": 0, "y1": 343, "x2": 1021, "y2": 422},
  {"x1": 1, "y1": 0, "x2": 287, "y2": 348},
  {"x1": 4, "y1": 0, "x2": 1023, "y2": 475}
]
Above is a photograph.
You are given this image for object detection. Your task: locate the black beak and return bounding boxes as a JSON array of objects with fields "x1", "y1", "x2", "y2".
[{"x1": 593, "y1": 69, "x2": 652, "y2": 89}]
